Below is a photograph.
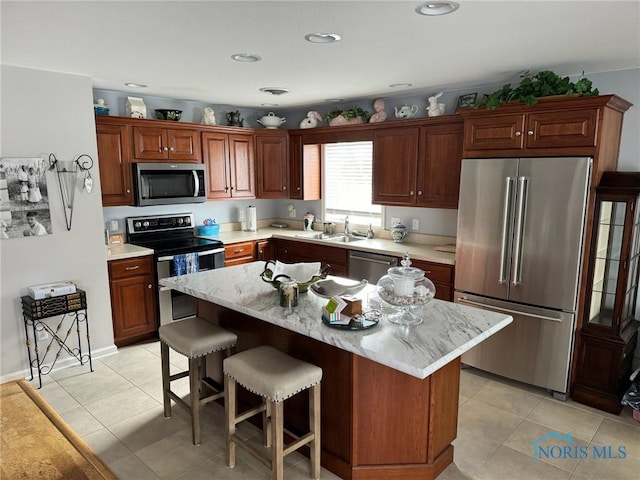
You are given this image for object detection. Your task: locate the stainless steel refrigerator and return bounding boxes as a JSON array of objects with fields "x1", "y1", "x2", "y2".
[{"x1": 455, "y1": 156, "x2": 592, "y2": 397}]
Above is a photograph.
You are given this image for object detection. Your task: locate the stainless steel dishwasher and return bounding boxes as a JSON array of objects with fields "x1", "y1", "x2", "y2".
[{"x1": 348, "y1": 251, "x2": 398, "y2": 283}]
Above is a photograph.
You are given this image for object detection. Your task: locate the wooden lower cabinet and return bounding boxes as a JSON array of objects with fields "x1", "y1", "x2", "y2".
[
  {"x1": 198, "y1": 301, "x2": 460, "y2": 480},
  {"x1": 256, "y1": 239, "x2": 274, "y2": 261},
  {"x1": 410, "y1": 259, "x2": 454, "y2": 302},
  {"x1": 108, "y1": 256, "x2": 157, "y2": 347},
  {"x1": 224, "y1": 241, "x2": 256, "y2": 267},
  {"x1": 275, "y1": 239, "x2": 348, "y2": 277}
]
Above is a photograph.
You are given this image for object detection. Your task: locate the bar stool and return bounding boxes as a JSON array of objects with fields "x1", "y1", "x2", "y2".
[
  {"x1": 159, "y1": 317, "x2": 237, "y2": 445},
  {"x1": 223, "y1": 345, "x2": 322, "y2": 480}
]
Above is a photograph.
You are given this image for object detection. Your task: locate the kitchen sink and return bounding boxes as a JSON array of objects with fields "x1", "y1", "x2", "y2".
[{"x1": 294, "y1": 232, "x2": 364, "y2": 243}]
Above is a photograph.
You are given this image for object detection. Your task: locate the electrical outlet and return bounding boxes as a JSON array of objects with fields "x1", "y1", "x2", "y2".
[
  {"x1": 391, "y1": 217, "x2": 401, "y2": 226},
  {"x1": 109, "y1": 219, "x2": 119, "y2": 231},
  {"x1": 289, "y1": 208, "x2": 296, "y2": 218},
  {"x1": 37, "y1": 329, "x2": 49, "y2": 341},
  {"x1": 238, "y1": 209, "x2": 246, "y2": 221},
  {"x1": 412, "y1": 219, "x2": 419, "y2": 230}
]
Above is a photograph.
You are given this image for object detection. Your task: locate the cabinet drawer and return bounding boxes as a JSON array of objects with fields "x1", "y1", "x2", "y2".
[
  {"x1": 225, "y1": 241, "x2": 255, "y2": 260},
  {"x1": 410, "y1": 259, "x2": 453, "y2": 284},
  {"x1": 109, "y1": 256, "x2": 153, "y2": 279}
]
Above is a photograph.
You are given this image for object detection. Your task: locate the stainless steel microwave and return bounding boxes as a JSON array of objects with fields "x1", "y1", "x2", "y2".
[{"x1": 132, "y1": 162, "x2": 207, "y2": 206}]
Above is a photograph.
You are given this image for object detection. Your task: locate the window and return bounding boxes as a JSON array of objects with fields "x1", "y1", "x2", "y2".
[{"x1": 322, "y1": 141, "x2": 382, "y2": 227}]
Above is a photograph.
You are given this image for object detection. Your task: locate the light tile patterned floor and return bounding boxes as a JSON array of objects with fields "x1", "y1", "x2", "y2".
[{"x1": 32, "y1": 341, "x2": 640, "y2": 479}]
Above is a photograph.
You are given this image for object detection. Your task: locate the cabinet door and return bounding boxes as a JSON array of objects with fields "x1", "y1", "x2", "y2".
[
  {"x1": 203, "y1": 132, "x2": 232, "y2": 199},
  {"x1": 257, "y1": 240, "x2": 275, "y2": 261},
  {"x1": 256, "y1": 133, "x2": 289, "y2": 199},
  {"x1": 417, "y1": 122, "x2": 463, "y2": 209},
  {"x1": 525, "y1": 109, "x2": 598, "y2": 148},
  {"x1": 463, "y1": 114, "x2": 526, "y2": 150},
  {"x1": 96, "y1": 122, "x2": 133, "y2": 206},
  {"x1": 109, "y1": 257, "x2": 157, "y2": 347},
  {"x1": 166, "y1": 128, "x2": 201, "y2": 161},
  {"x1": 373, "y1": 127, "x2": 419, "y2": 205},
  {"x1": 289, "y1": 134, "x2": 303, "y2": 199},
  {"x1": 133, "y1": 126, "x2": 168, "y2": 160},
  {"x1": 229, "y1": 134, "x2": 256, "y2": 198}
]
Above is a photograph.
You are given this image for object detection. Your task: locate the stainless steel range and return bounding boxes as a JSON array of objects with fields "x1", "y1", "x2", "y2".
[{"x1": 126, "y1": 213, "x2": 225, "y2": 326}]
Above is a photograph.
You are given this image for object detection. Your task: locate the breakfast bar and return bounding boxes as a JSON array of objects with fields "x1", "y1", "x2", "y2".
[{"x1": 160, "y1": 262, "x2": 512, "y2": 480}]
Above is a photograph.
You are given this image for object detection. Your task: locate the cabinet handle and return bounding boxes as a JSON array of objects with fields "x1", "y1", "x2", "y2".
[
  {"x1": 418, "y1": 190, "x2": 423, "y2": 195},
  {"x1": 224, "y1": 186, "x2": 229, "y2": 191},
  {"x1": 126, "y1": 189, "x2": 131, "y2": 193},
  {"x1": 515, "y1": 131, "x2": 522, "y2": 137},
  {"x1": 125, "y1": 265, "x2": 140, "y2": 271},
  {"x1": 163, "y1": 146, "x2": 169, "y2": 151},
  {"x1": 409, "y1": 190, "x2": 414, "y2": 195},
  {"x1": 527, "y1": 130, "x2": 534, "y2": 136},
  {"x1": 147, "y1": 284, "x2": 153, "y2": 289},
  {"x1": 170, "y1": 147, "x2": 175, "y2": 152},
  {"x1": 297, "y1": 187, "x2": 301, "y2": 191},
  {"x1": 230, "y1": 186, "x2": 234, "y2": 190}
]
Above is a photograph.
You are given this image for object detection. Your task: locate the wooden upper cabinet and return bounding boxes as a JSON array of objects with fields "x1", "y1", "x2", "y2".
[
  {"x1": 132, "y1": 125, "x2": 201, "y2": 162},
  {"x1": 289, "y1": 134, "x2": 321, "y2": 201},
  {"x1": 203, "y1": 131, "x2": 255, "y2": 199},
  {"x1": 95, "y1": 118, "x2": 133, "y2": 206},
  {"x1": 373, "y1": 120, "x2": 463, "y2": 208},
  {"x1": 372, "y1": 126, "x2": 419, "y2": 205},
  {"x1": 417, "y1": 121, "x2": 464, "y2": 209},
  {"x1": 255, "y1": 131, "x2": 289, "y2": 199},
  {"x1": 459, "y1": 95, "x2": 632, "y2": 158}
]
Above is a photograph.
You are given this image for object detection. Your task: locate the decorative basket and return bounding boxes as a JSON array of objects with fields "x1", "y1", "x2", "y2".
[
  {"x1": 197, "y1": 225, "x2": 220, "y2": 236},
  {"x1": 260, "y1": 260, "x2": 330, "y2": 293}
]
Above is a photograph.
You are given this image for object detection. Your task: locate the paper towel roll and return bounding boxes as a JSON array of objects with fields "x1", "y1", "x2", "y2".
[{"x1": 246, "y1": 206, "x2": 257, "y2": 232}]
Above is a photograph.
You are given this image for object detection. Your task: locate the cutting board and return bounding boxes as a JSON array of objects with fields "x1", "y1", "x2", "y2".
[{"x1": 435, "y1": 244, "x2": 456, "y2": 253}]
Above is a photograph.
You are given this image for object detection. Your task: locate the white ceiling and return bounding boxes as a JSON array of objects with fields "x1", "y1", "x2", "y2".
[{"x1": 2, "y1": 1, "x2": 639, "y2": 108}]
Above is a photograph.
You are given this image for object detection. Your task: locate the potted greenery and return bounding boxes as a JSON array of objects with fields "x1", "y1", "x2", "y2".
[
  {"x1": 475, "y1": 70, "x2": 599, "y2": 109},
  {"x1": 324, "y1": 106, "x2": 370, "y2": 126}
]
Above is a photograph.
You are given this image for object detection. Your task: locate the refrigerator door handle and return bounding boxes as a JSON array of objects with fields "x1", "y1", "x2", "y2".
[
  {"x1": 499, "y1": 176, "x2": 514, "y2": 284},
  {"x1": 457, "y1": 296, "x2": 562, "y2": 323},
  {"x1": 511, "y1": 176, "x2": 529, "y2": 286}
]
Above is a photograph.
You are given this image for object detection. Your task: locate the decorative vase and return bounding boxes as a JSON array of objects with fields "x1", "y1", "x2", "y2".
[
  {"x1": 329, "y1": 115, "x2": 365, "y2": 127},
  {"x1": 391, "y1": 224, "x2": 407, "y2": 243}
]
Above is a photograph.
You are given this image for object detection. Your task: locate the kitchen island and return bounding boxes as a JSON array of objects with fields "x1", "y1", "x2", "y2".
[{"x1": 160, "y1": 262, "x2": 512, "y2": 480}]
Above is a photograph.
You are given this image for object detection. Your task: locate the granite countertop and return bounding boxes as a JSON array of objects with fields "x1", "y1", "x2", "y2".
[
  {"x1": 106, "y1": 244, "x2": 154, "y2": 261},
  {"x1": 160, "y1": 262, "x2": 512, "y2": 379},
  {"x1": 201, "y1": 227, "x2": 456, "y2": 265}
]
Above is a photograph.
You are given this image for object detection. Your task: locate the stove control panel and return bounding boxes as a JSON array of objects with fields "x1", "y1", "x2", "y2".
[{"x1": 127, "y1": 213, "x2": 194, "y2": 234}]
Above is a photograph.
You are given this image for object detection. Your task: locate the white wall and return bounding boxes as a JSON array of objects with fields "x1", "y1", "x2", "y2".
[{"x1": 1, "y1": 65, "x2": 116, "y2": 382}]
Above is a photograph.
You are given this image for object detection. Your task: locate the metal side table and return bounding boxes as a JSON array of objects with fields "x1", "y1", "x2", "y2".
[{"x1": 21, "y1": 289, "x2": 93, "y2": 388}]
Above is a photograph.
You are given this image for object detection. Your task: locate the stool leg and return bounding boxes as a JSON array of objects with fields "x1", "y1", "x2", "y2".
[
  {"x1": 161, "y1": 342, "x2": 171, "y2": 419},
  {"x1": 263, "y1": 397, "x2": 271, "y2": 447},
  {"x1": 225, "y1": 374, "x2": 237, "y2": 468},
  {"x1": 272, "y1": 400, "x2": 284, "y2": 480},
  {"x1": 189, "y1": 357, "x2": 201, "y2": 445},
  {"x1": 309, "y1": 384, "x2": 321, "y2": 479}
]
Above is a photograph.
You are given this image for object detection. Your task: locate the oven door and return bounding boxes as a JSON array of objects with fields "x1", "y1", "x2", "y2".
[{"x1": 157, "y1": 248, "x2": 225, "y2": 325}]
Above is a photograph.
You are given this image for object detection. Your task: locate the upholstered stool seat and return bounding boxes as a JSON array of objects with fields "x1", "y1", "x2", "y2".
[
  {"x1": 159, "y1": 317, "x2": 237, "y2": 445},
  {"x1": 224, "y1": 345, "x2": 323, "y2": 480}
]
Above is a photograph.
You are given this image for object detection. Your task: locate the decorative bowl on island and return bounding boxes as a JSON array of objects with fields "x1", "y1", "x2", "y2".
[
  {"x1": 260, "y1": 260, "x2": 329, "y2": 293},
  {"x1": 155, "y1": 109, "x2": 183, "y2": 121}
]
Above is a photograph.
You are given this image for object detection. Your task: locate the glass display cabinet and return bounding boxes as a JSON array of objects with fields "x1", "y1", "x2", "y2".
[{"x1": 573, "y1": 172, "x2": 640, "y2": 414}]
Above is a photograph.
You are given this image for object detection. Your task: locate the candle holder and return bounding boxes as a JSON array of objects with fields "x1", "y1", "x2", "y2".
[
  {"x1": 376, "y1": 253, "x2": 435, "y2": 325},
  {"x1": 48, "y1": 153, "x2": 94, "y2": 231}
]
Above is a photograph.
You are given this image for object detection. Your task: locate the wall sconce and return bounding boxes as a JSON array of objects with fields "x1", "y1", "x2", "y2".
[{"x1": 48, "y1": 153, "x2": 94, "y2": 231}]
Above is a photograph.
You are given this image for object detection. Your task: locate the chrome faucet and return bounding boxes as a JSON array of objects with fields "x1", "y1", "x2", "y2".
[{"x1": 344, "y1": 216, "x2": 350, "y2": 235}]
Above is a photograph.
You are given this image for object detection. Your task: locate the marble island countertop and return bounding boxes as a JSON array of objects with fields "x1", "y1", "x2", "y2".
[{"x1": 160, "y1": 262, "x2": 512, "y2": 379}]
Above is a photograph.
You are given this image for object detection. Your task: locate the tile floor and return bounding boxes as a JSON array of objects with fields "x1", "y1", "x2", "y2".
[{"x1": 32, "y1": 341, "x2": 640, "y2": 480}]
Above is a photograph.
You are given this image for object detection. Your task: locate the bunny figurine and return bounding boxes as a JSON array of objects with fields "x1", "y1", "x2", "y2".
[
  {"x1": 427, "y1": 92, "x2": 446, "y2": 117},
  {"x1": 300, "y1": 111, "x2": 323, "y2": 129}
]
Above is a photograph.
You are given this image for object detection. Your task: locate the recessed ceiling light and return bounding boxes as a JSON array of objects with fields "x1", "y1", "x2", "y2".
[
  {"x1": 325, "y1": 98, "x2": 344, "y2": 102},
  {"x1": 415, "y1": 2, "x2": 460, "y2": 16},
  {"x1": 261, "y1": 103, "x2": 279, "y2": 107},
  {"x1": 259, "y1": 87, "x2": 290, "y2": 96},
  {"x1": 389, "y1": 83, "x2": 413, "y2": 88},
  {"x1": 305, "y1": 32, "x2": 341, "y2": 44},
  {"x1": 124, "y1": 82, "x2": 147, "y2": 88},
  {"x1": 231, "y1": 53, "x2": 262, "y2": 62}
]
